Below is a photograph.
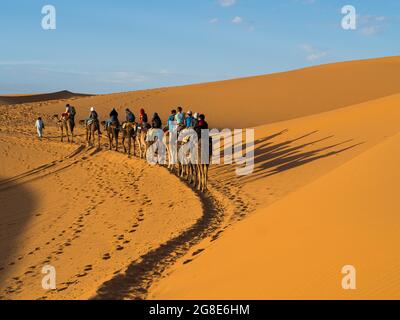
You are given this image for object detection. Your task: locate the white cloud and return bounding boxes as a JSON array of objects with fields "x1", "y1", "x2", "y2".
[
  {"x1": 218, "y1": 0, "x2": 236, "y2": 7},
  {"x1": 358, "y1": 15, "x2": 388, "y2": 36},
  {"x1": 301, "y1": 44, "x2": 328, "y2": 62},
  {"x1": 232, "y1": 16, "x2": 243, "y2": 24},
  {"x1": 209, "y1": 18, "x2": 219, "y2": 24}
]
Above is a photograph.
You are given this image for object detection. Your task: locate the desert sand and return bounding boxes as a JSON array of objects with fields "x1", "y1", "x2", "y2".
[{"x1": 1, "y1": 56, "x2": 400, "y2": 300}]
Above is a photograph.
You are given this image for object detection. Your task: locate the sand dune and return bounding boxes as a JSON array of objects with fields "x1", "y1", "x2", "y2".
[
  {"x1": 1, "y1": 56, "x2": 400, "y2": 299},
  {"x1": 151, "y1": 130, "x2": 400, "y2": 299},
  {"x1": 36, "y1": 56, "x2": 400, "y2": 129},
  {"x1": 0, "y1": 90, "x2": 91, "y2": 106}
]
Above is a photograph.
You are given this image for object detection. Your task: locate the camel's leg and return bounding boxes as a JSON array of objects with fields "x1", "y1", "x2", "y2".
[
  {"x1": 122, "y1": 131, "x2": 127, "y2": 154},
  {"x1": 188, "y1": 165, "x2": 193, "y2": 184},
  {"x1": 137, "y1": 137, "x2": 142, "y2": 159},
  {"x1": 97, "y1": 131, "x2": 101, "y2": 149},
  {"x1": 126, "y1": 134, "x2": 131, "y2": 158},
  {"x1": 114, "y1": 129, "x2": 119, "y2": 152},
  {"x1": 203, "y1": 165, "x2": 209, "y2": 192},
  {"x1": 108, "y1": 131, "x2": 112, "y2": 150},
  {"x1": 197, "y1": 164, "x2": 203, "y2": 191},
  {"x1": 66, "y1": 124, "x2": 70, "y2": 143}
]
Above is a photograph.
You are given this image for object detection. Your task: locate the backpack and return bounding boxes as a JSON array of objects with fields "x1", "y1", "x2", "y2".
[{"x1": 70, "y1": 106, "x2": 76, "y2": 116}]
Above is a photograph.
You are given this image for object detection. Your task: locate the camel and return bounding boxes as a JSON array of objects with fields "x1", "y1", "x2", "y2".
[
  {"x1": 163, "y1": 131, "x2": 179, "y2": 173},
  {"x1": 101, "y1": 121, "x2": 120, "y2": 151},
  {"x1": 121, "y1": 122, "x2": 138, "y2": 158},
  {"x1": 52, "y1": 114, "x2": 74, "y2": 143},
  {"x1": 80, "y1": 119, "x2": 101, "y2": 149},
  {"x1": 178, "y1": 129, "x2": 212, "y2": 192},
  {"x1": 135, "y1": 125, "x2": 150, "y2": 159},
  {"x1": 195, "y1": 141, "x2": 211, "y2": 192}
]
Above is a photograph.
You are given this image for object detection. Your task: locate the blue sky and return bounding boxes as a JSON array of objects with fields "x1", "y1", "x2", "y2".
[{"x1": 0, "y1": 0, "x2": 399, "y2": 94}]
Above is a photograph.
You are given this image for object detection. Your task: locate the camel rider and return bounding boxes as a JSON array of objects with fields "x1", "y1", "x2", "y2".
[
  {"x1": 194, "y1": 114, "x2": 209, "y2": 139},
  {"x1": 175, "y1": 107, "x2": 185, "y2": 131},
  {"x1": 139, "y1": 108, "x2": 149, "y2": 130},
  {"x1": 152, "y1": 113, "x2": 162, "y2": 129},
  {"x1": 192, "y1": 112, "x2": 200, "y2": 128},
  {"x1": 86, "y1": 107, "x2": 101, "y2": 134},
  {"x1": 185, "y1": 110, "x2": 194, "y2": 128},
  {"x1": 106, "y1": 108, "x2": 119, "y2": 128},
  {"x1": 165, "y1": 109, "x2": 177, "y2": 132},
  {"x1": 89, "y1": 107, "x2": 98, "y2": 120},
  {"x1": 122, "y1": 108, "x2": 136, "y2": 129},
  {"x1": 65, "y1": 104, "x2": 76, "y2": 126},
  {"x1": 125, "y1": 108, "x2": 135, "y2": 123}
]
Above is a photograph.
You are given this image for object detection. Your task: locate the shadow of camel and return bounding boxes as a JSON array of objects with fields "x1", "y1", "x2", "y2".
[
  {"x1": 211, "y1": 130, "x2": 364, "y2": 184},
  {"x1": 0, "y1": 177, "x2": 37, "y2": 294}
]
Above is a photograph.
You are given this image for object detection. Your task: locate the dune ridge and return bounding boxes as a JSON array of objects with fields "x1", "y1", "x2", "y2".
[
  {"x1": 0, "y1": 90, "x2": 92, "y2": 106},
  {"x1": 36, "y1": 56, "x2": 400, "y2": 129}
]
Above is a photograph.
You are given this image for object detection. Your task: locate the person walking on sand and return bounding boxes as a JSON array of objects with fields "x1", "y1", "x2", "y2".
[{"x1": 35, "y1": 117, "x2": 45, "y2": 139}]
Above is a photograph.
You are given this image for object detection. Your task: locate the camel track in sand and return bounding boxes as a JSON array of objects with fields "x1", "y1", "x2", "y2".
[{"x1": 1, "y1": 131, "x2": 239, "y2": 300}]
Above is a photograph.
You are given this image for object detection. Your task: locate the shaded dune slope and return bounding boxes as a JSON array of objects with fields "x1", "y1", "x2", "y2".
[{"x1": 0, "y1": 90, "x2": 91, "y2": 106}]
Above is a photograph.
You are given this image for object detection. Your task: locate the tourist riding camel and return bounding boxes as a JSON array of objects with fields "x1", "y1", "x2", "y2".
[
  {"x1": 151, "y1": 113, "x2": 162, "y2": 129},
  {"x1": 195, "y1": 114, "x2": 209, "y2": 139},
  {"x1": 139, "y1": 108, "x2": 149, "y2": 130},
  {"x1": 185, "y1": 110, "x2": 194, "y2": 128},
  {"x1": 175, "y1": 107, "x2": 185, "y2": 132},
  {"x1": 81, "y1": 107, "x2": 102, "y2": 148},
  {"x1": 125, "y1": 108, "x2": 135, "y2": 123},
  {"x1": 65, "y1": 103, "x2": 76, "y2": 128},
  {"x1": 165, "y1": 109, "x2": 177, "y2": 132}
]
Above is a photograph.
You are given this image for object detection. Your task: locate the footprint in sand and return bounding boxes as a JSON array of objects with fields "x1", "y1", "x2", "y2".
[
  {"x1": 84, "y1": 265, "x2": 93, "y2": 272},
  {"x1": 192, "y1": 249, "x2": 205, "y2": 256},
  {"x1": 102, "y1": 253, "x2": 111, "y2": 260}
]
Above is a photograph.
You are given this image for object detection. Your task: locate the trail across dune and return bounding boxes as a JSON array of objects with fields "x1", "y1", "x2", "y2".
[{"x1": 0, "y1": 134, "x2": 207, "y2": 299}]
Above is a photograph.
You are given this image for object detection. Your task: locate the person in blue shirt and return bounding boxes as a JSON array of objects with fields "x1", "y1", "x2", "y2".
[
  {"x1": 185, "y1": 110, "x2": 194, "y2": 128},
  {"x1": 175, "y1": 107, "x2": 185, "y2": 128},
  {"x1": 166, "y1": 109, "x2": 177, "y2": 132},
  {"x1": 125, "y1": 108, "x2": 135, "y2": 123}
]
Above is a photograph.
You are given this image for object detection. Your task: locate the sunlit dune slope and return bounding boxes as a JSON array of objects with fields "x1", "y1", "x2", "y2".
[
  {"x1": 37, "y1": 56, "x2": 400, "y2": 129},
  {"x1": 151, "y1": 129, "x2": 400, "y2": 300},
  {"x1": 149, "y1": 92, "x2": 400, "y2": 299}
]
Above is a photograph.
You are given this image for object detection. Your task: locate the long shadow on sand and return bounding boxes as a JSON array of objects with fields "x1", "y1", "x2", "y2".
[
  {"x1": 0, "y1": 177, "x2": 37, "y2": 293},
  {"x1": 213, "y1": 130, "x2": 364, "y2": 184}
]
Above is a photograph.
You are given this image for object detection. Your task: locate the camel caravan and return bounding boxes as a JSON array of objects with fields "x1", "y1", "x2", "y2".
[{"x1": 53, "y1": 104, "x2": 212, "y2": 192}]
